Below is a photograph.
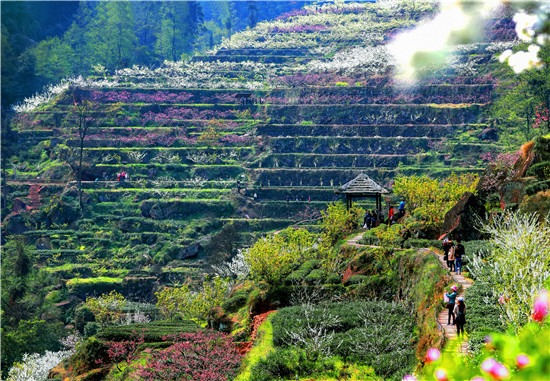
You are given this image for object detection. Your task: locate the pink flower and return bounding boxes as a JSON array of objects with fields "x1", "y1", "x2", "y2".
[
  {"x1": 516, "y1": 354, "x2": 530, "y2": 369},
  {"x1": 498, "y1": 294, "x2": 506, "y2": 304},
  {"x1": 471, "y1": 377, "x2": 486, "y2": 381},
  {"x1": 402, "y1": 375, "x2": 417, "y2": 381},
  {"x1": 426, "y1": 348, "x2": 441, "y2": 363},
  {"x1": 481, "y1": 358, "x2": 510, "y2": 380},
  {"x1": 532, "y1": 290, "x2": 549, "y2": 322},
  {"x1": 434, "y1": 368, "x2": 448, "y2": 381}
]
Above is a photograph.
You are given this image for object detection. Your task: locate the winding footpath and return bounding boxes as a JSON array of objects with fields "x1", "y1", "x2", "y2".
[
  {"x1": 433, "y1": 250, "x2": 473, "y2": 353},
  {"x1": 345, "y1": 232, "x2": 474, "y2": 353}
]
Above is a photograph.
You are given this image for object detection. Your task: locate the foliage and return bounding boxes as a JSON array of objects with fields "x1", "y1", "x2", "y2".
[
  {"x1": 86, "y1": 291, "x2": 126, "y2": 328},
  {"x1": 464, "y1": 281, "x2": 503, "y2": 354},
  {"x1": 392, "y1": 173, "x2": 479, "y2": 230},
  {"x1": 244, "y1": 227, "x2": 318, "y2": 287},
  {"x1": 1, "y1": 319, "x2": 64, "y2": 378},
  {"x1": 134, "y1": 330, "x2": 242, "y2": 381},
  {"x1": 320, "y1": 201, "x2": 364, "y2": 246},
  {"x1": 155, "y1": 276, "x2": 231, "y2": 321},
  {"x1": 270, "y1": 301, "x2": 416, "y2": 379},
  {"x1": 96, "y1": 320, "x2": 199, "y2": 342},
  {"x1": 469, "y1": 211, "x2": 550, "y2": 331}
]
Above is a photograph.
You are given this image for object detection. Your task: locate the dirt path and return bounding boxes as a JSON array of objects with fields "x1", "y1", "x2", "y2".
[
  {"x1": 431, "y1": 250, "x2": 473, "y2": 353},
  {"x1": 344, "y1": 232, "x2": 474, "y2": 353}
]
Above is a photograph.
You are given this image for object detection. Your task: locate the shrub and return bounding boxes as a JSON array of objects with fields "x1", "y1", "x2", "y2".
[
  {"x1": 526, "y1": 161, "x2": 550, "y2": 180},
  {"x1": 74, "y1": 306, "x2": 95, "y2": 334},
  {"x1": 344, "y1": 275, "x2": 369, "y2": 286},
  {"x1": 271, "y1": 301, "x2": 415, "y2": 380},
  {"x1": 84, "y1": 322, "x2": 100, "y2": 338},
  {"x1": 222, "y1": 292, "x2": 248, "y2": 314},
  {"x1": 403, "y1": 239, "x2": 442, "y2": 249},
  {"x1": 96, "y1": 320, "x2": 199, "y2": 342},
  {"x1": 304, "y1": 269, "x2": 326, "y2": 284},
  {"x1": 525, "y1": 180, "x2": 550, "y2": 195},
  {"x1": 320, "y1": 202, "x2": 364, "y2": 246},
  {"x1": 325, "y1": 274, "x2": 342, "y2": 285}
]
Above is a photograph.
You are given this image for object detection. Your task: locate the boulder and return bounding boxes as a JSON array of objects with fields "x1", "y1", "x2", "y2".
[
  {"x1": 2, "y1": 213, "x2": 30, "y2": 235},
  {"x1": 478, "y1": 128, "x2": 498, "y2": 141},
  {"x1": 440, "y1": 191, "x2": 486, "y2": 241},
  {"x1": 12, "y1": 198, "x2": 29, "y2": 212},
  {"x1": 35, "y1": 237, "x2": 52, "y2": 250}
]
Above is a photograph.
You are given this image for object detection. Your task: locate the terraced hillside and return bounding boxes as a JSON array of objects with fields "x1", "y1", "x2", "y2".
[{"x1": 2, "y1": 1, "x2": 517, "y2": 298}]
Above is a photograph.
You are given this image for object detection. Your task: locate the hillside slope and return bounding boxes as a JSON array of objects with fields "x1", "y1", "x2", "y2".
[{"x1": 2, "y1": 1, "x2": 517, "y2": 298}]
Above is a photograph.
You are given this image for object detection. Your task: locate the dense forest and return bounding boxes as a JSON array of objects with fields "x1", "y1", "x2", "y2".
[{"x1": 1, "y1": 1, "x2": 310, "y2": 109}]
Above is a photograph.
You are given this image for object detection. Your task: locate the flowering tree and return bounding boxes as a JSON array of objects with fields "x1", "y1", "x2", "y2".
[
  {"x1": 469, "y1": 211, "x2": 550, "y2": 330},
  {"x1": 244, "y1": 227, "x2": 318, "y2": 287},
  {"x1": 392, "y1": 173, "x2": 479, "y2": 231},
  {"x1": 86, "y1": 291, "x2": 126, "y2": 329},
  {"x1": 135, "y1": 330, "x2": 242, "y2": 381},
  {"x1": 6, "y1": 350, "x2": 73, "y2": 381},
  {"x1": 155, "y1": 276, "x2": 231, "y2": 322}
]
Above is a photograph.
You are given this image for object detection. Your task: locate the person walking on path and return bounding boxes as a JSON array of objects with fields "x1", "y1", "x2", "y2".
[
  {"x1": 446, "y1": 285, "x2": 458, "y2": 325},
  {"x1": 454, "y1": 296, "x2": 467, "y2": 337},
  {"x1": 455, "y1": 239, "x2": 465, "y2": 275},
  {"x1": 443, "y1": 238, "x2": 451, "y2": 266},
  {"x1": 387, "y1": 206, "x2": 394, "y2": 225},
  {"x1": 447, "y1": 241, "x2": 456, "y2": 272},
  {"x1": 363, "y1": 210, "x2": 372, "y2": 229},
  {"x1": 398, "y1": 200, "x2": 405, "y2": 219}
]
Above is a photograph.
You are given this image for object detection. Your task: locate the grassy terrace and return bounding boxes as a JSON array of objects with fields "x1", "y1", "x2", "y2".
[{"x1": 3, "y1": 0, "x2": 506, "y2": 297}]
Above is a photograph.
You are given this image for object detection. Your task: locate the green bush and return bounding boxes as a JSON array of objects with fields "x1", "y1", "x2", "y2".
[
  {"x1": 304, "y1": 269, "x2": 325, "y2": 284},
  {"x1": 464, "y1": 281, "x2": 503, "y2": 354},
  {"x1": 74, "y1": 305, "x2": 95, "y2": 334},
  {"x1": 525, "y1": 180, "x2": 550, "y2": 195},
  {"x1": 222, "y1": 292, "x2": 248, "y2": 313},
  {"x1": 325, "y1": 274, "x2": 342, "y2": 285},
  {"x1": 344, "y1": 275, "x2": 369, "y2": 286},
  {"x1": 83, "y1": 322, "x2": 100, "y2": 338},
  {"x1": 284, "y1": 259, "x2": 320, "y2": 285},
  {"x1": 270, "y1": 301, "x2": 416, "y2": 380},
  {"x1": 95, "y1": 319, "x2": 200, "y2": 342},
  {"x1": 403, "y1": 239, "x2": 442, "y2": 249},
  {"x1": 526, "y1": 161, "x2": 550, "y2": 180}
]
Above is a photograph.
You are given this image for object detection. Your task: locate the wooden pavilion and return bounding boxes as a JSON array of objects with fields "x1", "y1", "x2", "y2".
[{"x1": 335, "y1": 173, "x2": 389, "y2": 212}]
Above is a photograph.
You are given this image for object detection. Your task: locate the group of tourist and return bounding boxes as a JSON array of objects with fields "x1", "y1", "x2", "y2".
[
  {"x1": 445, "y1": 285, "x2": 467, "y2": 337},
  {"x1": 117, "y1": 172, "x2": 128, "y2": 182},
  {"x1": 443, "y1": 238, "x2": 465, "y2": 275}
]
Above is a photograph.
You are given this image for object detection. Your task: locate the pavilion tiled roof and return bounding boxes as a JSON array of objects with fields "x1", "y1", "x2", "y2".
[{"x1": 335, "y1": 173, "x2": 389, "y2": 194}]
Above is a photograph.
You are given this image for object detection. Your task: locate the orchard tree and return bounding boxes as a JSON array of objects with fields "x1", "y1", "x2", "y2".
[
  {"x1": 86, "y1": 291, "x2": 126, "y2": 328},
  {"x1": 320, "y1": 201, "x2": 364, "y2": 245},
  {"x1": 244, "y1": 227, "x2": 318, "y2": 287},
  {"x1": 155, "y1": 276, "x2": 230, "y2": 323},
  {"x1": 392, "y1": 172, "x2": 479, "y2": 231}
]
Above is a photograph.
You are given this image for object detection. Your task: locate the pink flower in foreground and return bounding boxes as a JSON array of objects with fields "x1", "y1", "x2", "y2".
[
  {"x1": 498, "y1": 294, "x2": 506, "y2": 304},
  {"x1": 516, "y1": 354, "x2": 530, "y2": 369},
  {"x1": 434, "y1": 368, "x2": 448, "y2": 381},
  {"x1": 426, "y1": 348, "x2": 441, "y2": 363},
  {"x1": 532, "y1": 289, "x2": 549, "y2": 322},
  {"x1": 481, "y1": 358, "x2": 510, "y2": 380},
  {"x1": 471, "y1": 377, "x2": 486, "y2": 381},
  {"x1": 402, "y1": 375, "x2": 417, "y2": 381}
]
